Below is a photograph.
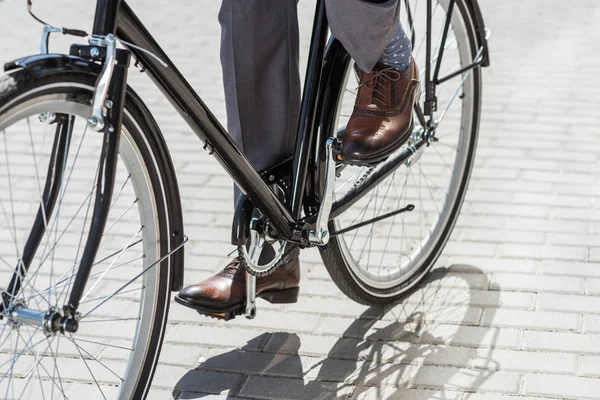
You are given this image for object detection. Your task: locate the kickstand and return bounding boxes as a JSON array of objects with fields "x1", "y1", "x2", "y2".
[{"x1": 245, "y1": 229, "x2": 264, "y2": 319}]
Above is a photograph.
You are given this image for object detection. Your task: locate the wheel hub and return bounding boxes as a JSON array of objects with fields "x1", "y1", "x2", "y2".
[{"x1": 4, "y1": 302, "x2": 79, "y2": 335}]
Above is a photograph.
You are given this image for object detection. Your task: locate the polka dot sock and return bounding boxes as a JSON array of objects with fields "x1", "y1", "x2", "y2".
[{"x1": 379, "y1": 24, "x2": 412, "y2": 72}]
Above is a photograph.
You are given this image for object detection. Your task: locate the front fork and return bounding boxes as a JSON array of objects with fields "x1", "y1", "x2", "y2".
[
  {"x1": 64, "y1": 43, "x2": 132, "y2": 322},
  {"x1": 2, "y1": 37, "x2": 131, "y2": 334}
]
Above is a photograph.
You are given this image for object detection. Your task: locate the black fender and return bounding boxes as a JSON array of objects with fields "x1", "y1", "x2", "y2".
[
  {"x1": 4, "y1": 54, "x2": 186, "y2": 291},
  {"x1": 464, "y1": 0, "x2": 490, "y2": 67}
]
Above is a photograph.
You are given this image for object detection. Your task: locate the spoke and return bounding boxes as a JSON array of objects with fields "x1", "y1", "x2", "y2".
[
  {"x1": 67, "y1": 336, "x2": 124, "y2": 382},
  {"x1": 82, "y1": 237, "x2": 186, "y2": 318},
  {"x1": 71, "y1": 337, "x2": 107, "y2": 400},
  {"x1": 357, "y1": 185, "x2": 379, "y2": 267},
  {"x1": 0, "y1": 324, "x2": 14, "y2": 354},
  {"x1": 71, "y1": 338, "x2": 132, "y2": 352},
  {"x1": 103, "y1": 198, "x2": 139, "y2": 236},
  {"x1": 357, "y1": 172, "x2": 396, "y2": 271},
  {"x1": 42, "y1": 337, "x2": 67, "y2": 399},
  {"x1": 409, "y1": 168, "x2": 426, "y2": 245},
  {"x1": 80, "y1": 317, "x2": 140, "y2": 324},
  {"x1": 48, "y1": 335, "x2": 63, "y2": 400},
  {"x1": 26, "y1": 118, "x2": 55, "y2": 309},
  {"x1": 35, "y1": 186, "x2": 96, "y2": 274},
  {"x1": 418, "y1": 164, "x2": 442, "y2": 215},
  {"x1": 109, "y1": 173, "x2": 131, "y2": 211},
  {"x1": 437, "y1": 67, "x2": 470, "y2": 123},
  {"x1": 26, "y1": 118, "x2": 50, "y2": 236},
  {"x1": 15, "y1": 358, "x2": 45, "y2": 400},
  {"x1": 349, "y1": 187, "x2": 380, "y2": 250},
  {"x1": 79, "y1": 286, "x2": 143, "y2": 305},
  {"x1": 29, "y1": 184, "x2": 126, "y2": 303},
  {"x1": 2, "y1": 130, "x2": 20, "y2": 260},
  {"x1": 4, "y1": 331, "x2": 21, "y2": 399},
  {"x1": 418, "y1": 163, "x2": 448, "y2": 196},
  {"x1": 13, "y1": 329, "x2": 67, "y2": 400},
  {"x1": 335, "y1": 167, "x2": 365, "y2": 194},
  {"x1": 378, "y1": 170, "x2": 411, "y2": 270},
  {"x1": 21, "y1": 253, "x2": 144, "y2": 306},
  {"x1": 81, "y1": 227, "x2": 143, "y2": 303},
  {"x1": 432, "y1": 143, "x2": 455, "y2": 172},
  {"x1": 400, "y1": 167, "x2": 415, "y2": 267},
  {"x1": 92, "y1": 239, "x2": 143, "y2": 267}
]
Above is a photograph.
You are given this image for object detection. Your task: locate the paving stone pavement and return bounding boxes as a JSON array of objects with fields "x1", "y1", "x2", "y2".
[{"x1": 2, "y1": 0, "x2": 600, "y2": 399}]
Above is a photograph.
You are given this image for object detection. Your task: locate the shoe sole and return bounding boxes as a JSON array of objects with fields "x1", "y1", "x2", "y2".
[
  {"x1": 340, "y1": 121, "x2": 414, "y2": 167},
  {"x1": 174, "y1": 287, "x2": 300, "y2": 321}
]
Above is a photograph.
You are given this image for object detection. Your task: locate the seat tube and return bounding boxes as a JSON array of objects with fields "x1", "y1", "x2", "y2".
[{"x1": 92, "y1": 0, "x2": 123, "y2": 36}]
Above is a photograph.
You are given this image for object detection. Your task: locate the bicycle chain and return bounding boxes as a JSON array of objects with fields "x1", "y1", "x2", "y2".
[
  {"x1": 237, "y1": 246, "x2": 278, "y2": 278},
  {"x1": 353, "y1": 166, "x2": 376, "y2": 189}
]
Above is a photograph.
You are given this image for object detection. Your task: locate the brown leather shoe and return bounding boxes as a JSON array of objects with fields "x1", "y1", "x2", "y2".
[
  {"x1": 174, "y1": 247, "x2": 300, "y2": 320},
  {"x1": 340, "y1": 58, "x2": 420, "y2": 165}
]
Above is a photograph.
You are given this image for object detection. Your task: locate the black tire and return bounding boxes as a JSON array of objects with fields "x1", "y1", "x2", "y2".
[
  {"x1": 0, "y1": 69, "x2": 178, "y2": 399},
  {"x1": 319, "y1": 0, "x2": 483, "y2": 305}
]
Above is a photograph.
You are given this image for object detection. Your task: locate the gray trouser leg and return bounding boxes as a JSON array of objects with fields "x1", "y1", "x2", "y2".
[
  {"x1": 219, "y1": 0, "x2": 301, "y2": 173},
  {"x1": 219, "y1": 0, "x2": 399, "y2": 178},
  {"x1": 326, "y1": 0, "x2": 401, "y2": 72}
]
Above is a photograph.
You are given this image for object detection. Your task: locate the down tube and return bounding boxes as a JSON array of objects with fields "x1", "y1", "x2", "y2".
[{"x1": 116, "y1": 2, "x2": 295, "y2": 238}]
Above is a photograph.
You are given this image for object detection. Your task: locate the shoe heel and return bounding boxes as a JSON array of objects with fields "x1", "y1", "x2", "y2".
[{"x1": 261, "y1": 287, "x2": 299, "y2": 304}]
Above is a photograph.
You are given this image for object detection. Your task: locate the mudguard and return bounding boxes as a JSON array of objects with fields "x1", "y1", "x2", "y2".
[
  {"x1": 464, "y1": 0, "x2": 490, "y2": 66},
  {"x1": 3, "y1": 53, "x2": 186, "y2": 291}
]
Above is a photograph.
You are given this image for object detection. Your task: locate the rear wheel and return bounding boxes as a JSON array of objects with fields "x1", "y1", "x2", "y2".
[
  {"x1": 320, "y1": 0, "x2": 483, "y2": 304},
  {"x1": 0, "y1": 70, "x2": 174, "y2": 399}
]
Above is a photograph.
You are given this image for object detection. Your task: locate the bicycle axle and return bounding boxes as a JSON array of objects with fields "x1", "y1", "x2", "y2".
[{"x1": 4, "y1": 303, "x2": 79, "y2": 335}]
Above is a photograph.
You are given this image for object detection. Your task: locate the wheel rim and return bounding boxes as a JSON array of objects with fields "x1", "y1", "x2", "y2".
[
  {"x1": 0, "y1": 89, "x2": 162, "y2": 399},
  {"x1": 333, "y1": 0, "x2": 478, "y2": 293}
]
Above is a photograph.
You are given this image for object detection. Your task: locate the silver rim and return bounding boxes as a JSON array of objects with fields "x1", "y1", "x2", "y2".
[
  {"x1": 333, "y1": 0, "x2": 477, "y2": 293},
  {"x1": 0, "y1": 85, "x2": 164, "y2": 399}
]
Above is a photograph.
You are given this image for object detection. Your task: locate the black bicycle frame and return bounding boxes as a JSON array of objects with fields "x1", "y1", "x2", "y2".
[{"x1": 114, "y1": 0, "x2": 303, "y2": 239}]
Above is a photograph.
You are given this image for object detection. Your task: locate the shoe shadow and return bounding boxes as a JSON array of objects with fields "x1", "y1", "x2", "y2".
[{"x1": 172, "y1": 265, "x2": 501, "y2": 399}]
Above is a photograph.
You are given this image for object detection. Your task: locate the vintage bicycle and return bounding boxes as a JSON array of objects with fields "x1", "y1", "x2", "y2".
[{"x1": 0, "y1": 0, "x2": 489, "y2": 397}]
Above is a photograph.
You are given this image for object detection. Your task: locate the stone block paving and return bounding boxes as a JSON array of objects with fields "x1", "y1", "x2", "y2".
[{"x1": 2, "y1": 0, "x2": 600, "y2": 399}]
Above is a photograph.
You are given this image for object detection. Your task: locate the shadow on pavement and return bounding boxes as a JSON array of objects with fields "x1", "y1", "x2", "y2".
[{"x1": 172, "y1": 265, "x2": 500, "y2": 399}]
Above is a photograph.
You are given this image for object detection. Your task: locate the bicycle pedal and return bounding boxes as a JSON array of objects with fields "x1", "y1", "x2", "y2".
[{"x1": 197, "y1": 307, "x2": 244, "y2": 321}]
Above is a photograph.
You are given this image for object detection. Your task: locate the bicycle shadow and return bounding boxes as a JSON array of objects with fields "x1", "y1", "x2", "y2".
[{"x1": 172, "y1": 265, "x2": 500, "y2": 399}]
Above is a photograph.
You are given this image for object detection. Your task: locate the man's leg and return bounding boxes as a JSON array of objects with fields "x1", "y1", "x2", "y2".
[
  {"x1": 175, "y1": 0, "x2": 302, "y2": 319},
  {"x1": 326, "y1": 0, "x2": 400, "y2": 73},
  {"x1": 219, "y1": 0, "x2": 301, "y2": 172},
  {"x1": 326, "y1": 0, "x2": 420, "y2": 165}
]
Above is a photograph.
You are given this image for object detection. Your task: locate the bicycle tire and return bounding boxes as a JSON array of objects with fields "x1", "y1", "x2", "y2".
[
  {"x1": 0, "y1": 69, "x2": 177, "y2": 399},
  {"x1": 320, "y1": 0, "x2": 483, "y2": 305}
]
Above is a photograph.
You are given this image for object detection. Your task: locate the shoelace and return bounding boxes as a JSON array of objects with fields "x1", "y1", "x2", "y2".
[
  {"x1": 356, "y1": 67, "x2": 402, "y2": 107},
  {"x1": 222, "y1": 258, "x2": 241, "y2": 274}
]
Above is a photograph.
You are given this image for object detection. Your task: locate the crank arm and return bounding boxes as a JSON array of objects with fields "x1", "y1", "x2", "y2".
[
  {"x1": 308, "y1": 137, "x2": 337, "y2": 245},
  {"x1": 244, "y1": 227, "x2": 264, "y2": 319},
  {"x1": 1, "y1": 115, "x2": 73, "y2": 310}
]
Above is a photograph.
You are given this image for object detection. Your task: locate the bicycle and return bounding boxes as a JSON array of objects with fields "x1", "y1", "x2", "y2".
[{"x1": 0, "y1": 0, "x2": 489, "y2": 398}]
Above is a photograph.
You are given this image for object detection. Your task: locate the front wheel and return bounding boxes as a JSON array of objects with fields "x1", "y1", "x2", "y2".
[
  {"x1": 0, "y1": 69, "x2": 176, "y2": 399},
  {"x1": 320, "y1": 0, "x2": 483, "y2": 304}
]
